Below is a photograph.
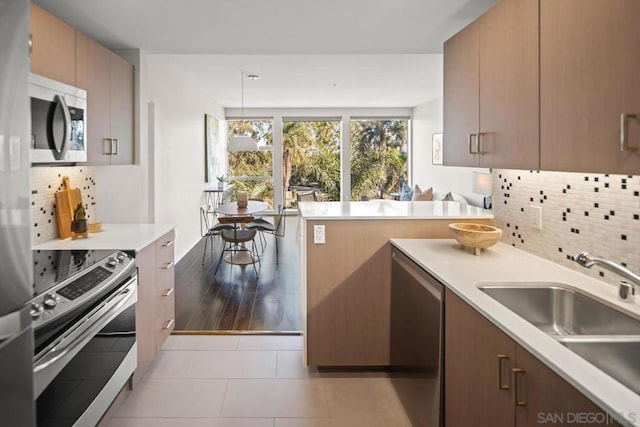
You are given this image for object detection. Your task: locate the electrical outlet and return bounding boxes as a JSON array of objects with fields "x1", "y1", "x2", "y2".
[
  {"x1": 529, "y1": 205, "x2": 542, "y2": 230},
  {"x1": 313, "y1": 225, "x2": 325, "y2": 244}
]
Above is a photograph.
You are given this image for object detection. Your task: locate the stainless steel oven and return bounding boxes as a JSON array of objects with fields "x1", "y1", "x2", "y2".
[{"x1": 30, "y1": 250, "x2": 137, "y2": 426}]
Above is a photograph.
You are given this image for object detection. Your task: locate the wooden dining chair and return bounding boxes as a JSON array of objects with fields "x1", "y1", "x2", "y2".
[
  {"x1": 200, "y1": 204, "x2": 235, "y2": 265},
  {"x1": 214, "y1": 215, "x2": 260, "y2": 278}
]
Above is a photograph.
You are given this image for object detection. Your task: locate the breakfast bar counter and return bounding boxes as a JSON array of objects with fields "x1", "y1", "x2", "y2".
[{"x1": 297, "y1": 200, "x2": 493, "y2": 220}]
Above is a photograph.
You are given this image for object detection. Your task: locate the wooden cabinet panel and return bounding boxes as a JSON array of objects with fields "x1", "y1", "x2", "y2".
[
  {"x1": 478, "y1": 0, "x2": 539, "y2": 169},
  {"x1": 134, "y1": 242, "x2": 156, "y2": 384},
  {"x1": 30, "y1": 5, "x2": 76, "y2": 86},
  {"x1": 305, "y1": 218, "x2": 491, "y2": 367},
  {"x1": 76, "y1": 31, "x2": 134, "y2": 165},
  {"x1": 443, "y1": 21, "x2": 479, "y2": 167},
  {"x1": 444, "y1": 289, "x2": 514, "y2": 427},
  {"x1": 514, "y1": 345, "x2": 621, "y2": 427},
  {"x1": 76, "y1": 32, "x2": 111, "y2": 164},
  {"x1": 134, "y1": 230, "x2": 176, "y2": 380},
  {"x1": 444, "y1": 288, "x2": 622, "y2": 427},
  {"x1": 109, "y1": 51, "x2": 134, "y2": 165},
  {"x1": 540, "y1": 0, "x2": 640, "y2": 174},
  {"x1": 155, "y1": 231, "x2": 175, "y2": 346},
  {"x1": 444, "y1": 0, "x2": 540, "y2": 169}
]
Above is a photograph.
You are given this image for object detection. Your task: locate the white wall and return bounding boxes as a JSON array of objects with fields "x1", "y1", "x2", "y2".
[
  {"x1": 411, "y1": 98, "x2": 488, "y2": 207},
  {"x1": 146, "y1": 56, "x2": 226, "y2": 261}
]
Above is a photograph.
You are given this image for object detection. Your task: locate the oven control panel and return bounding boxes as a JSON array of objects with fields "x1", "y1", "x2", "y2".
[{"x1": 30, "y1": 251, "x2": 135, "y2": 328}]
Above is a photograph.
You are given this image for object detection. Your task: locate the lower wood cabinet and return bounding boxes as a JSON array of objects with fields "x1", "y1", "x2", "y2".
[
  {"x1": 134, "y1": 230, "x2": 175, "y2": 381},
  {"x1": 444, "y1": 288, "x2": 620, "y2": 427}
]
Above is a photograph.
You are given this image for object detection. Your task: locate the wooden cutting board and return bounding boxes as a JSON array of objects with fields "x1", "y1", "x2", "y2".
[{"x1": 55, "y1": 177, "x2": 82, "y2": 239}]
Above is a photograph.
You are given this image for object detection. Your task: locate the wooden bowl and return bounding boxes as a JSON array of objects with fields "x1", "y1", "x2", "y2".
[{"x1": 448, "y1": 223, "x2": 502, "y2": 255}]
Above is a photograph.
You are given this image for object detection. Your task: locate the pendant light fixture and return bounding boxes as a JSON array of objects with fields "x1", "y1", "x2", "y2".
[{"x1": 228, "y1": 70, "x2": 259, "y2": 152}]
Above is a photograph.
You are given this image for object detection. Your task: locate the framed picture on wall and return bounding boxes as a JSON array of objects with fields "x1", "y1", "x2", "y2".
[
  {"x1": 432, "y1": 133, "x2": 443, "y2": 165},
  {"x1": 204, "y1": 114, "x2": 220, "y2": 182}
]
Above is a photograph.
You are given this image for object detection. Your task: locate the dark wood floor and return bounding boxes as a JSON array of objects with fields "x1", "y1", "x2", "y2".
[{"x1": 174, "y1": 215, "x2": 301, "y2": 332}]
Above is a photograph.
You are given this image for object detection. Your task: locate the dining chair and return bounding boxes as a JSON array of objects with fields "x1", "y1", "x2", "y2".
[
  {"x1": 247, "y1": 205, "x2": 286, "y2": 264},
  {"x1": 214, "y1": 215, "x2": 260, "y2": 278},
  {"x1": 200, "y1": 204, "x2": 234, "y2": 265}
]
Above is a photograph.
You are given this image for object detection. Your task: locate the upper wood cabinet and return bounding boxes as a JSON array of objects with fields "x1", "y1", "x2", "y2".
[
  {"x1": 444, "y1": 0, "x2": 539, "y2": 170},
  {"x1": 30, "y1": 5, "x2": 76, "y2": 86},
  {"x1": 540, "y1": 0, "x2": 640, "y2": 174},
  {"x1": 443, "y1": 20, "x2": 479, "y2": 167},
  {"x1": 76, "y1": 32, "x2": 134, "y2": 165}
]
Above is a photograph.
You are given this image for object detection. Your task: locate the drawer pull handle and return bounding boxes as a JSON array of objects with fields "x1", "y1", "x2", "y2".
[
  {"x1": 162, "y1": 240, "x2": 174, "y2": 247},
  {"x1": 621, "y1": 113, "x2": 639, "y2": 152},
  {"x1": 162, "y1": 262, "x2": 174, "y2": 270},
  {"x1": 513, "y1": 368, "x2": 526, "y2": 406},
  {"x1": 497, "y1": 354, "x2": 510, "y2": 390},
  {"x1": 162, "y1": 288, "x2": 174, "y2": 297},
  {"x1": 163, "y1": 319, "x2": 174, "y2": 330}
]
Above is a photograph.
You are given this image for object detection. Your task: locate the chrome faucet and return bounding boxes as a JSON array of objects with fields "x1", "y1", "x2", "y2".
[{"x1": 573, "y1": 251, "x2": 640, "y2": 302}]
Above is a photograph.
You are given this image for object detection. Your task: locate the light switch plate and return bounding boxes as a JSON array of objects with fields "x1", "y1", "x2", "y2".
[{"x1": 313, "y1": 225, "x2": 325, "y2": 244}]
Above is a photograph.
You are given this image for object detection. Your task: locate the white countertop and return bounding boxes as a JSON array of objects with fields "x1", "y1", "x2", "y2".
[
  {"x1": 32, "y1": 223, "x2": 175, "y2": 252},
  {"x1": 391, "y1": 239, "x2": 640, "y2": 427},
  {"x1": 298, "y1": 201, "x2": 493, "y2": 220}
]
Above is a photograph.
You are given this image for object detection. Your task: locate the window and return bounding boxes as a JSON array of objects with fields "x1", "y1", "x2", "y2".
[
  {"x1": 349, "y1": 118, "x2": 409, "y2": 201},
  {"x1": 227, "y1": 118, "x2": 274, "y2": 207},
  {"x1": 282, "y1": 119, "x2": 341, "y2": 207}
]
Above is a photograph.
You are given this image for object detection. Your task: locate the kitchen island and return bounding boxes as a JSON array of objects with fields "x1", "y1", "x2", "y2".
[{"x1": 298, "y1": 201, "x2": 493, "y2": 366}]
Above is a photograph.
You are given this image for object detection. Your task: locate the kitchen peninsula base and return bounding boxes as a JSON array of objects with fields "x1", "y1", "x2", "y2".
[{"x1": 298, "y1": 201, "x2": 493, "y2": 366}]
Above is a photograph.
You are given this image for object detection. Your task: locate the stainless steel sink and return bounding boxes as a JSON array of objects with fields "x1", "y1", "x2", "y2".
[
  {"x1": 477, "y1": 282, "x2": 640, "y2": 396},
  {"x1": 477, "y1": 282, "x2": 640, "y2": 336},
  {"x1": 558, "y1": 337, "x2": 640, "y2": 395}
]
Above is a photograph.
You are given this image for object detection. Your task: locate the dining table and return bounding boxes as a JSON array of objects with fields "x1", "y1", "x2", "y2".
[
  {"x1": 216, "y1": 200, "x2": 269, "y2": 216},
  {"x1": 215, "y1": 200, "x2": 269, "y2": 265}
]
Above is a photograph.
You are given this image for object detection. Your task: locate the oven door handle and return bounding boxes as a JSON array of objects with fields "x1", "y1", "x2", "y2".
[{"x1": 33, "y1": 277, "x2": 137, "y2": 397}]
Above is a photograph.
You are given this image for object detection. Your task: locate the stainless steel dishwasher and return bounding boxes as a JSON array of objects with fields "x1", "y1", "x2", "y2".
[{"x1": 390, "y1": 246, "x2": 443, "y2": 427}]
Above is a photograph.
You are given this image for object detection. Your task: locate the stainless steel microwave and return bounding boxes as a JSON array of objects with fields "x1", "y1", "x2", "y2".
[{"x1": 29, "y1": 73, "x2": 87, "y2": 164}]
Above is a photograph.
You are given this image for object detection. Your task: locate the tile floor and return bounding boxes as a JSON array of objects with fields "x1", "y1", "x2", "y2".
[{"x1": 108, "y1": 335, "x2": 412, "y2": 427}]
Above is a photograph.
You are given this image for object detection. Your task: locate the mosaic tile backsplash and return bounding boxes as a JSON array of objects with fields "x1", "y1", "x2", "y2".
[
  {"x1": 492, "y1": 170, "x2": 639, "y2": 286},
  {"x1": 31, "y1": 166, "x2": 96, "y2": 244}
]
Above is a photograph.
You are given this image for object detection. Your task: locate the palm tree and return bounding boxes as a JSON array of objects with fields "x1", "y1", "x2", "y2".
[{"x1": 350, "y1": 119, "x2": 407, "y2": 200}]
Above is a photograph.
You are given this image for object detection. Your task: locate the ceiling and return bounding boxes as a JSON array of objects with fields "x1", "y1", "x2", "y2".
[{"x1": 33, "y1": 0, "x2": 497, "y2": 108}]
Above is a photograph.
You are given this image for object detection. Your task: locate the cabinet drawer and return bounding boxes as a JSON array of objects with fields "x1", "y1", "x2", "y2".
[
  {"x1": 156, "y1": 293, "x2": 175, "y2": 349},
  {"x1": 156, "y1": 230, "x2": 175, "y2": 265}
]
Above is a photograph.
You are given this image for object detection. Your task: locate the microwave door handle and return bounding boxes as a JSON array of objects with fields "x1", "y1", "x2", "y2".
[{"x1": 51, "y1": 94, "x2": 71, "y2": 160}]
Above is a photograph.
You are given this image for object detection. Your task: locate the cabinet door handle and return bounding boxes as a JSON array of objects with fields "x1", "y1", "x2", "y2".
[
  {"x1": 111, "y1": 138, "x2": 119, "y2": 155},
  {"x1": 103, "y1": 138, "x2": 112, "y2": 155},
  {"x1": 162, "y1": 288, "x2": 174, "y2": 297},
  {"x1": 621, "y1": 114, "x2": 638, "y2": 152},
  {"x1": 162, "y1": 261, "x2": 174, "y2": 270},
  {"x1": 468, "y1": 133, "x2": 478, "y2": 154},
  {"x1": 162, "y1": 240, "x2": 174, "y2": 247},
  {"x1": 497, "y1": 354, "x2": 510, "y2": 390},
  {"x1": 163, "y1": 319, "x2": 174, "y2": 330},
  {"x1": 512, "y1": 368, "x2": 526, "y2": 406},
  {"x1": 477, "y1": 132, "x2": 485, "y2": 154}
]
